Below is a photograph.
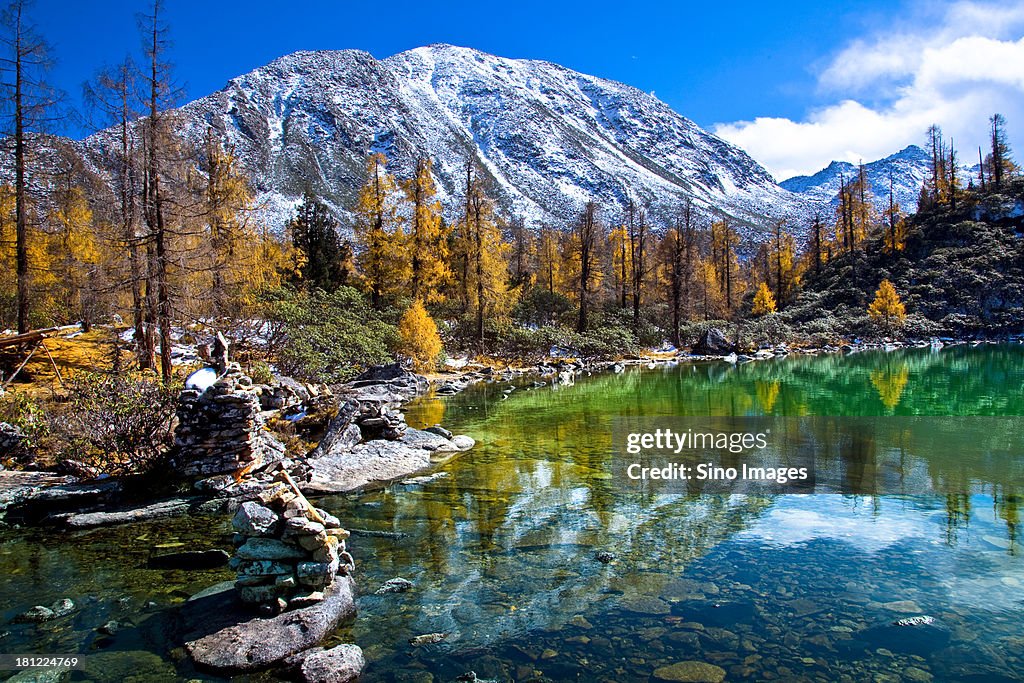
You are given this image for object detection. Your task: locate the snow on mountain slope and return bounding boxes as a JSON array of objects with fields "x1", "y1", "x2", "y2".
[
  {"x1": 780, "y1": 145, "x2": 975, "y2": 217},
  {"x1": 82, "y1": 44, "x2": 807, "y2": 237}
]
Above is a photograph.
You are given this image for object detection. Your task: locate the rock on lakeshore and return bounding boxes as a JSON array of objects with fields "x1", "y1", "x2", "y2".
[
  {"x1": 691, "y1": 328, "x2": 734, "y2": 356},
  {"x1": 185, "y1": 574, "x2": 356, "y2": 674},
  {"x1": 286, "y1": 644, "x2": 365, "y2": 683},
  {"x1": 302, "y1": 387, "x2": 476, "y2": 494},
  {"x1": 305, "y1": 433, "x2": 474, "y2": 494}
]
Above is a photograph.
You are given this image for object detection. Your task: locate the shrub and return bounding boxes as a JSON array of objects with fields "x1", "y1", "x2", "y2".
[
  {"x1": 247, "y1": 360, "x2": 275, "y2": 385},
  {"x1": 741, "y1": 315, "x2": 792, "y2": 348},
  {"x1": 0, "y1": 391, "x2": 47, "y2": 442},
  {"x1": 514, "y1": 287, "x2": 573, "y2": 328},
  {"x1": 262, "y1": 286, "x2": 396, "y2": 383},
  {"x1": 43, "y1": 372, "x2": 179, "y2": 475},
  {"x1": 397, "y1": 300, "x2": 443, "y2": 372}
]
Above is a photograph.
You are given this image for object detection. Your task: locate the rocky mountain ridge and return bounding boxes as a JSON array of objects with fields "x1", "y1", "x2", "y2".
[{"x1": 78, "y1": 44, "x2": 807, "y2": 236}]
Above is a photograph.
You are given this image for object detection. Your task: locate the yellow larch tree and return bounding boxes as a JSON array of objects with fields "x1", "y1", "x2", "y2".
[
  {"x1": 836, "y1": 167, "x2": 873, "y2": 254},
  {"x1": 868, "y1": 279, "x2": 906, "y2": 331},
  {"x1": 698, "y1": 256, "x2": 726, "y2": 320},
  {"x1": 751, "y1": 282, "x2": 777, "y2": 316},
  {"x1": 536, "y1": 225, "x2": 563, "y2": 296},
  {"x1": 608, "y1": 224, "x2": 632, "y2": 308},
  {"x1": 0, "y1": 185, "x2": 18, "y2": 327},
  {"x1": 397, "y1": 299, "x2": 443, "y2": 372},
  {"x1": 202, "y1": 131, "x2": 283, "y2": 318},
  {"x1": 402, "y1": 157, "x2": 449, "y2": 303},
  {"x1": 711, "y1": 219, "x2": 740, "y2": 312},
  {"x1": 460, "y1": 172, "x2": 512, "y2": 346},
  {"x1": 49, "y1": 185, "x2": 100, "y2": 328},
  {"x1": 354, "y1": 153, "x2": 408, "y2": 308}
]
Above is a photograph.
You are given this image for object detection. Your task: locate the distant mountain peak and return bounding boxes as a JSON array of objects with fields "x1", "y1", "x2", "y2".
[{"x1": 780, "y1": 145, "x2": 945, "y2": 213}]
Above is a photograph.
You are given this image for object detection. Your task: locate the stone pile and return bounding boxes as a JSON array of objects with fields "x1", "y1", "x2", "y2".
[
  {"x1": 230, "y1": 474, "x2": 354, "y2": 612},
  {"x1": 349, "y1": 363, "x2": 428, "y2": 400},
  {"x1": 355, "y1": 400, "x2": 407, "y2": 441},
  {"x1": 174, "y1": 363, "x2": 286, "y2": 478},
  {"x1": 258, "y1": 375, "x2": 333, "y2": 414}
]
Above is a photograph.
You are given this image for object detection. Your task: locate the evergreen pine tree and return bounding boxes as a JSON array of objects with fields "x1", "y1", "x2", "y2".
[{"x1": 290, "y1": 190, "x2": 346, "y2": 292}]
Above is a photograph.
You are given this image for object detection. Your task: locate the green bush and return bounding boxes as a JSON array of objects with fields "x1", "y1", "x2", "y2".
[
  {"x1": 247, "y1": 360, "x2": 275, "y2": 385},
  {"x1": 514, "y1": 287, "x2": 573, "y2": 328},
  {"x1": 262, "y1": 286, "x2": 396, "y2": 383},
  {"x1": 740, "y1": 316, "x2": 793, "y2": 348}
]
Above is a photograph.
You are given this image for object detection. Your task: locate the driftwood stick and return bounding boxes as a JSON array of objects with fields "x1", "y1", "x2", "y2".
[
  {"x1": 39, "y1": 340, "x2": 65, "y2": 388},
  {"x1": 2, "y1": 340, "x2": 41, "y2": 389},
  {"x1": 275, "y1": 467, "x2": 326, "y2": 525}
]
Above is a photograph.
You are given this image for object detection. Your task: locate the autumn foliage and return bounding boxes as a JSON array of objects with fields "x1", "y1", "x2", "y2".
[
  {"x1": 751, "y1": 282, "x2": 777, "y2": 316},
  {"x1": 868, "y1": 279, "x2": 906, "y2": 330},
  {"x1": 397, "y1": 299, "x2": 443, "y2": 372}
]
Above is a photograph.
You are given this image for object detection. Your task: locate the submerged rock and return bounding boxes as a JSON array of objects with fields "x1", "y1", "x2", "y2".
[
  {"x1": 409, "y1": 632, "x2": 447, "y2": 646},
  {"x1": 375, "y1": 577, "x2": 414, "y2": 594},
  {"x1": 16, "y1": 598, "x2": 75, "y2": 623},
  {"x1": 859, "y1": 616, "x2": 951, "y2": 656},
  {"x1": 620, "y1": 596, "x2": 671, "y2": 615},
  {"x1": 147, "y1": 549, "x2": 230, "y2": 570},
  {"x1": 652, "y1": 660, "x2": 727, "y2": 682},
  {"x1": 96, "y1": 620, "x2": 120, "y2": 636},
  {"x1": 15, "y1": 605, "x2": 55, "y2": 623}
]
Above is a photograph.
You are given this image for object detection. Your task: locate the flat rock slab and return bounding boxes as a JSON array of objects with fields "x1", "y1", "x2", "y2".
[
  {"x1": 0, "y1": 471, "x2": 122, "y2": 520},
  {"x1": 185, "y1": 574, "x2": 356, "y2": 673},
  {"x1": 653, "y1": 660, "x2": 727, "y2": 682},
  {"x1": 0, "y1": 471, "x2": 76, "y2": 510},
  {"x1": 304, "y1": 431, "x2": 475, "y2": 494},
  {"x1": 54, "y1": 497, "x2": 226, "y2": 529},
  {"x1": 305, "y1": 441, "x2": 434, "y2": 494}
]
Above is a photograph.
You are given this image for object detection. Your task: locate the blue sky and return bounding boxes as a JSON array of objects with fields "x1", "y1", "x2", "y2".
[{"x1": 35, "y1": 0, "x2": 1024, "y2": 180}]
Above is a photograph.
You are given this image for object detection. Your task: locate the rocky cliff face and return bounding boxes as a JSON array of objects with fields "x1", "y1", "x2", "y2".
[{"x1": 80, "y1": 44, "x2": 807, "y2": 236}]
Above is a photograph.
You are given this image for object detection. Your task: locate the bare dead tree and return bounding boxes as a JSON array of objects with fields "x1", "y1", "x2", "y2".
[{"x1": 0, "y1": 0, "x2": 59, "y2": 333}]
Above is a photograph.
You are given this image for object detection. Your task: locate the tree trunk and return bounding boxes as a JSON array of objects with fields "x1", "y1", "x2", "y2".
[{"x1": 13, "y1": 3, "x2": 28, "y2": 333}]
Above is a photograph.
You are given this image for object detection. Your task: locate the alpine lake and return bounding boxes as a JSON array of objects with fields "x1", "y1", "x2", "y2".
[{"x1": 2, "y1": 344, "x2": 1024, "y2": 682}]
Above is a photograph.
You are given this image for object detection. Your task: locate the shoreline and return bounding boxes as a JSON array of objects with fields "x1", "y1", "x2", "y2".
[{"x1": 1, "y1": 335, "x2": 1017, "y2": 530}]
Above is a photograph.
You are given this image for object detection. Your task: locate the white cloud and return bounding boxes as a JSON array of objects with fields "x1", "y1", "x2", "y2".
[{"x1": 715, "y1": 2, "x2": 1024, "y2": 181}]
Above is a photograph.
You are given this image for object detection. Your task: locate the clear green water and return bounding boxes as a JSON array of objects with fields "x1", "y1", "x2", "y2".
[{"x1": 2, "y1": 345, "x2": 1024, "y2": 682}]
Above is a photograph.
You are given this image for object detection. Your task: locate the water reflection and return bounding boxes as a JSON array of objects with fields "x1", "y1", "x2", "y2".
[{"x1": 1, "y1": 346, "x2": 1023, "y2": 681}]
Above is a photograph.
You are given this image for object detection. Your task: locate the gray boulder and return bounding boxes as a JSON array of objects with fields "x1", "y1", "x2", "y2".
[
  {"x1": 309, "y1": 401, "x2": 361, "y2": 459},
  {"x1": 0, "y1": 422, "x2": 28, "y2": 459},
  {"x1": 305, "y1": 440, "x2": 433, "y2": 494},
  {"x1": 232, "y1": 501, "x2": 280, "y2": 537},
  {"x1": 287, "y1": 644, "x2": 364, "y2": 683},
  {"x1": 400, "y1": 428, "x2": 459, "y2": 452},
  {"x1": 185, "y1": 575, "x2": 356, "y2": 673},
  {"x1": 692, "y1": 328, "x2": 734, "y2": 355}
]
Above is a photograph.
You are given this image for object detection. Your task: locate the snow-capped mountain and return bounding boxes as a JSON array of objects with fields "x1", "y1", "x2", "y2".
[
  {"x1": 82, "y1": 44, "x2": 806, "y2": 235},
  {"x1": 780, "y1": 145, "x2": 976, "y2": 216}
]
